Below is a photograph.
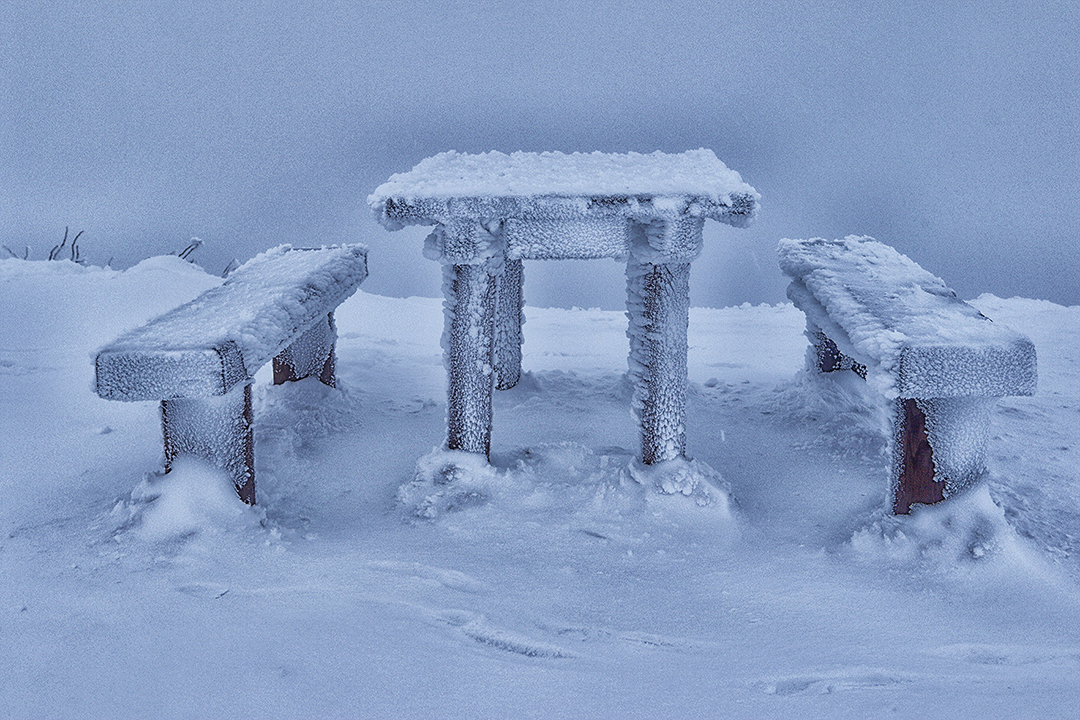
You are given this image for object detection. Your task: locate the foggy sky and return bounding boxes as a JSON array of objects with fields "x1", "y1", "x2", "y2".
[{"x1": 3, "y1": 0, "x2": 1078, "y2": 309}]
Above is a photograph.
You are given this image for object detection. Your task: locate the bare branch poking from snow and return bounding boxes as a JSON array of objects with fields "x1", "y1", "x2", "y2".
[{"x1": 175, "y1": 236, "x2": 204, "y2": 262}]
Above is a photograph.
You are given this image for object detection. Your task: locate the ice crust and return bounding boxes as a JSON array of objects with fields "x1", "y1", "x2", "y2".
[
  {"x1": 625, "y1": 258, "x2": 690, "y2": 464},
  {"x1": 370, "y1": 149, "x2": 760, "y2": 235},
  {"x1": 778, "y1": 236, "x2": 1037, "y2": 399},
  {"x1": 95, "y1": 244, "x2": 367, "y2": 401}
]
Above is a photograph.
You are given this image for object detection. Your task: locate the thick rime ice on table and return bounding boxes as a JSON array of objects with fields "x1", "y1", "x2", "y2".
[
  {"x1": 370, "y1": 149, "x2": 760, "y2": 238},
  {"x1": 778, "y1": 236, "x2": 1037, "y2": 399},
  {"x1": 96, "y1": 244, "x2": 367, "y2": 400},
  {"x1": 442, "y1": 257, "x2": 500, "y2": 455},
  {"x1": 625, "y1": 258, "x2": 690, "y2": 464}
]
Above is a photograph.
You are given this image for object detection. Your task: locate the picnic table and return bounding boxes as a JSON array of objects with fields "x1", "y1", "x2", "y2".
[{"x1": 370, "y1": 149, "x2": 759, "y2": 465}]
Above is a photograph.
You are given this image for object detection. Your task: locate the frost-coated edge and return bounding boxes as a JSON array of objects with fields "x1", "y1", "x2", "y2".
[{"x1": 95, "y1": 244, "x2": 368, "y2": 401}]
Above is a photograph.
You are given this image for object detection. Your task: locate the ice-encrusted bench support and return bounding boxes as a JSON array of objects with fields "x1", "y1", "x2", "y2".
[
  {"x1": 779, "y1": 236, "x2": 1036, "y2": 514},
  {"x1": 95, "y1": 244, "x2": 368, "y2": 504},
  {"x1": 162, "y1": 382, "x2": 256, "y2": 503},
  {"x1": 273, "y1": 312, "x2": 338, "y2": 387},
  {"x1": 370, "y1": 149, "x2": 759, "y2": 466}
]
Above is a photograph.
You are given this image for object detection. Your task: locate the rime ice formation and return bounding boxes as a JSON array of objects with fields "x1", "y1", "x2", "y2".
[
  {"x1": 369, "y1": 149, "x2": 759, "y2": 238},
  {"x1": 778, "y1": 236, "x2": 1037, "y2": 513},
  {"x1": 778, "y1": 236, "x2": 1036, "y2": 400},
  {"x1": 96, "y1": 244, "x2": 368, "y2": 401},
  {"x1": 371, "y1": 150, "x2": 759, "y2": 469},
  {"x1": 94, "y1": 244, "x2": 368, "y2": 503}
]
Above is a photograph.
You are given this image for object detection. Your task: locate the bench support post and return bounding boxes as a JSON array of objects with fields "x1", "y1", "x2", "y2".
[
  {"x1": 892, "y1": 398, "x2": 944, "y2": 514},
  {"x1": 494, "y1": 258, "x2": 524, "y2": 391},
  {"x1": 892, "y1": 397, "x2": 993, "y2": 513},
  {"x1": 445, "y1": 262, "x2": 498, "y2": 457},
  {"x1": 273, "y1": 312, "x2": 337, "y2": 387},
  {"x1": 161, "y1": 381, "x2": 256, "y2": 504},
  {"x1": 626, "y1": 258, "x2": 690, "y2": 464}
]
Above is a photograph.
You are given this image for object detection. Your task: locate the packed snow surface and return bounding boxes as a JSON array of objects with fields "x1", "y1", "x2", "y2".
[{"x1": 3, "y1": 257, "x2": 1080, "y2": 719}]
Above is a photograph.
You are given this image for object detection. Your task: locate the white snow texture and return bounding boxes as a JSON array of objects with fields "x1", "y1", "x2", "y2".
[
  {"x1": 369, "y1": 150, "x2": 760, "y2": 245},
  {"x1": 95, "y1": 244, "x2": 367, "y2": 401},
  {"x1": 778, "y1": 236, "x2": 1037, "y2": 399}
]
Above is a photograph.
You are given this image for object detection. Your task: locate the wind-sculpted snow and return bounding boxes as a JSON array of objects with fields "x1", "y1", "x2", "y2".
[
  {"x1": 5, "y1": 258, "x2": 1080, "y2": 718},
  {"x1": 403, "y1": 444, "x2": 735, "y2": 526}
]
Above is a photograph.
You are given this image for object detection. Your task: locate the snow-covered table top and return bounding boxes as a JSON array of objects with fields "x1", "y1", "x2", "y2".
[
  {"x1": 778, "y1": 236, "x2": 1037, "y2": 398},
  {"x1": 96, "y1": 244, "x2": 368, "y2": 401},
  {"x1": 371, "y1": 150, "x2": 759, "y2": 262},
  {"x1": 370, "y1": 149, "x2": 759, "y2": 229}
]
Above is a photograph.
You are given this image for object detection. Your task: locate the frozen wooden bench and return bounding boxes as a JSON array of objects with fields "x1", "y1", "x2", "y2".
[
  {"x1": 370, "y1": 150, "x2": 758, "y2": 466},
  {"x1": 95, "y1": 244, "x2": 368, "y2": 504},
  {"x1": 778, "y1": 236, "x2": 1037, "y2": 514}
]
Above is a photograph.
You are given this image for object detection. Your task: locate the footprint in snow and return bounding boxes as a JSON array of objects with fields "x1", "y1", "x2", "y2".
[
  {"x1": 366, "y1": 560, "x2": 488, "y2": 594},
  {"x1": 434, "y1": 610, "x2": 576, "y2": 659},
  {"x1": 932, "y1": 643, "x2": 1080, "y2": 666},
  {"x1": 752, "y1": 669, "x2": 910, "y2": 696}
]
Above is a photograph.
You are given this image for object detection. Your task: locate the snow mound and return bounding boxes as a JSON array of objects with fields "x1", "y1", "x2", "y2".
[
  {"x1": 845, "y1": 484, "x2": 1037, "y2": 570},
  {"x1": 402, "y1": 450, "x2": 498, "y2": 518},
  {"x1": 626, "y1": 456, "x2": 730, "y2": 507},
  {"x1": 401, "y1": 444, "x2": 736, "y2": 534},
  {"x1": 117, "y1": 457, "x2": 264, "y2": 543}
]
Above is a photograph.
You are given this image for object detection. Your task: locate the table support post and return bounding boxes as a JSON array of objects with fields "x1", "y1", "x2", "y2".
[
  {"x1": 494, "y1": 258, "x2": 524, "y2": 390},
  {"x1": 626, "y1": 257, "x2": 690, "y2": 464},
  {"x1": 445, "y1": 262, "x2": 498, "y2": 457},
  {"x1": 162, "y1": 381, "x2": 256, "y2": 504}
]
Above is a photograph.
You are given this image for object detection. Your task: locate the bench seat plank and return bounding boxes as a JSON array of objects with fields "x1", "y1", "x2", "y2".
[
  {"x1": 96, "y1": 244, "x2": 368, "y2": 401},
  {"x1": 779, "y1": 236, "x2": 1036, "y2": 398}
]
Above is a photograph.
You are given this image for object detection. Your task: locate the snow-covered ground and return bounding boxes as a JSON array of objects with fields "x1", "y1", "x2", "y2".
[{"x1": 2, "y1": 256, "x2": 1079, "y2": 719}]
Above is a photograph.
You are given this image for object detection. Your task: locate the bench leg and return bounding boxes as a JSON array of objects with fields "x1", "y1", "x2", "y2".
[
  {"x1": 811, "y1": 328, "x2": 867, "y2": 378},
  {"x1": 445, "y1": 262, "x2": 498, "y2": 457},
  {"x1": 626, "y1": 258, "x2": 690, "y2": 464},
  {"x1": 273, "y1": 312, "x2": 337, "y2": 387},
  {"x1": 161, "y1": 381, "x2": 256, "y2": 504},
  {"x1": 494, "y1": 258, "x2": 524, "y2": 391},
  {"x1": 892, "y1": 398, "x2": 943, "y2": 514},
  {"x1": 893, "y1": 396, "x2": 993, "y2": 513}
]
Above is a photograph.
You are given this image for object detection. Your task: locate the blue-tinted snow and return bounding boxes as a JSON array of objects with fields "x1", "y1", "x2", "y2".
[
  {"x1": 779, "y1": 236, "x2": 1037, "y2": 398},
  {"x1": 4, "y1": 258, "x2": 1080, "y2": 718},
  {"x1": 95, "y1": 244, "x2": 367, "y2": 400}
]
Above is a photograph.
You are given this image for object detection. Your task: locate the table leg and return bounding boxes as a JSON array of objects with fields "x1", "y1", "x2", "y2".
[
  {"x1": 494, "y1": 258, "x2": 524, "y2": 390},
  {"x1": 626, "y1": 258, "x2": 690, "y2": 464},
  {"x1": 445, "y1": 262, "x2": 498, "y2": 456}
]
